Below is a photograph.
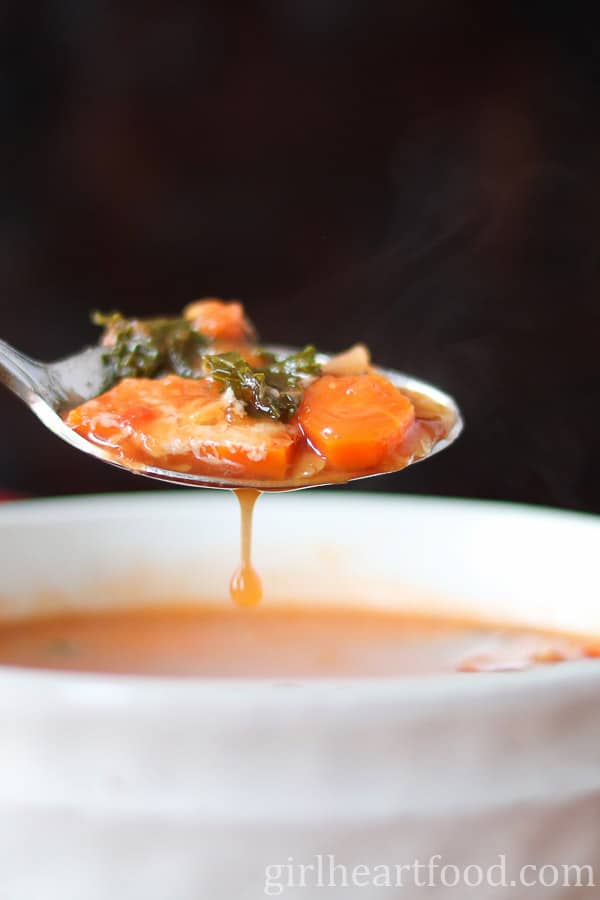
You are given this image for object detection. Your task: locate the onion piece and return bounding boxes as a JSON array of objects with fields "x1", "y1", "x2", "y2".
[{"x1": 322, "y1": 343, "x2": 371, "y2": 376}]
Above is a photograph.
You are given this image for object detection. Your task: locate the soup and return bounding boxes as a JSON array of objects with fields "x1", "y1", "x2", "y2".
[{"x1": 0, "y1": 606, "x2": 596, "y2": 677}]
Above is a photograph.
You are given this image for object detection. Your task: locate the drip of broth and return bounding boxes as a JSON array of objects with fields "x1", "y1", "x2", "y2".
[{"x1": 230, "y1": 489, "x2": 263, "y2": 607}]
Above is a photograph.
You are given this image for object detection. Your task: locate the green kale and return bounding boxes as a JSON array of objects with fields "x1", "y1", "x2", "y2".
[
  {"x1": 204, "y1": 346, "x2": 321, "y2": 422},
  {"x1": 92, "y1": 311, "x2": 207, "y2": 381}
]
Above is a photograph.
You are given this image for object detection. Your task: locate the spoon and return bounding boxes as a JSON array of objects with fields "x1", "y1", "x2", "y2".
[{"x1": 0, "y1": 338, "x2": 462, "y2": 491}]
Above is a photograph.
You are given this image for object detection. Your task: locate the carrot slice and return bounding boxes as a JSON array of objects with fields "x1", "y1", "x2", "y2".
[
  {"x1": 298, "y1": 373, "x2": 415, "y2": 471},
  {"x1": 67, "y1": 376, "x2": 299, "y2": 480},
  {"x1": 183, "y1": 299, "x2": 255, "y2": 342}
]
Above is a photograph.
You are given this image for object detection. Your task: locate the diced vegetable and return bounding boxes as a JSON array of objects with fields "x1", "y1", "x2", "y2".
[
  {"x1": 183, "y1": 299, "x2": 256, "y2": 342},
  {"x1": 298, "y1": 373, "x2": 415, "y2": 471},
  {"x1": 322, "y1": 344, "x2": 371, "y2": 376}
]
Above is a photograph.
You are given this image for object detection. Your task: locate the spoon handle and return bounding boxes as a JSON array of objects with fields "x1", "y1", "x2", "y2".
[{"x1": 0, "y1": 339, "x2": 49, "y2": 404}]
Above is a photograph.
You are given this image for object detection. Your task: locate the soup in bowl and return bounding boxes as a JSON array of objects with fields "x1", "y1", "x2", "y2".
[{"x1": 0, "y1": 492, "x2": 598, "y2": 899}]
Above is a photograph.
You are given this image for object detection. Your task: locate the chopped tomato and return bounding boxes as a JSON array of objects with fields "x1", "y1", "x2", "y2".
[
  {"x1": 183, "y1": 299, "x2": 255, "y2": 342},
  {"x1": 67, "y1": 376, "x2": 299, "y2": 480},
  {"x1": 298, "y1": 373, "x2": 415, "y2": 471}
]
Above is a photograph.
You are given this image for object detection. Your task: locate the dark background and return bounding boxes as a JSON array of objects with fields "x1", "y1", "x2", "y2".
[{"x1": 0, "y1": 1, "x2": 598, "y2": 512}]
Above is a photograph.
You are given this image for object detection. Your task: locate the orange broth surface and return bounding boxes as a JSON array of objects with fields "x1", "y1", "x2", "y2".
[{"x1": 0, "y1": 605, "x2": 597, "y2": 678}]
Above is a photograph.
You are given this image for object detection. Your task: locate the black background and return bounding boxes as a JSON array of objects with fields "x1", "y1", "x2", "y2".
[{"x1": 0, "y1": 1, "x2": 598, "y2": 512}]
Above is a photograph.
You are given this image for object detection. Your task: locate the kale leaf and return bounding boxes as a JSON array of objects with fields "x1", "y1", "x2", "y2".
[
  {"x1": 204, "y1": 346, "x2": 321, "y2": 422},
  {"x1": 93, "y1": 311, "x2": 207, "y2": 381}
]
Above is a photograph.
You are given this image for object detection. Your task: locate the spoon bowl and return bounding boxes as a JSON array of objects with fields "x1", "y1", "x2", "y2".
[{"x1": 0, "y1": 339, "x2": 462, "y2": 491}]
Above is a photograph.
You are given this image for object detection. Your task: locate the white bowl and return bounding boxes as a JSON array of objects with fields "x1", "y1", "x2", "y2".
[{"x1": 0, "y1": 492, "x2": 599, "y2": 899}]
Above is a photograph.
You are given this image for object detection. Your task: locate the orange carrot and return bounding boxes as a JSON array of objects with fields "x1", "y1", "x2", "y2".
[
  {"x1": 183, "y1": 299, "x2": 255, "y2": 342},
  {"x1": 298, "y1": 373, "x2": 415, "y2": 471}
]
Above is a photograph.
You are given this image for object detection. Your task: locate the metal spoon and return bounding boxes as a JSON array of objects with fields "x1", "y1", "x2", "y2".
[{"x1": 0, "y1": 338, "x2": 462, "y2": 491}]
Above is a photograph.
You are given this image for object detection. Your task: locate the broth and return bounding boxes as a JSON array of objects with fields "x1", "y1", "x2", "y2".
[
  {"x1": 230, "y1": 489, "x2": 262, "y2": 607},
  {"x1": 0, "y1": 606, "x2": 596, "y2": 678}
]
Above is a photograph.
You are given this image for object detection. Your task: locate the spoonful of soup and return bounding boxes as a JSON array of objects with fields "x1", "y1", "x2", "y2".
[
  {"x1": 0, "y1": 299, "x2": 462, "y2": 491},
  {"x1": 0, "y1": 299, "x2": 462, "y2": 605}
]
